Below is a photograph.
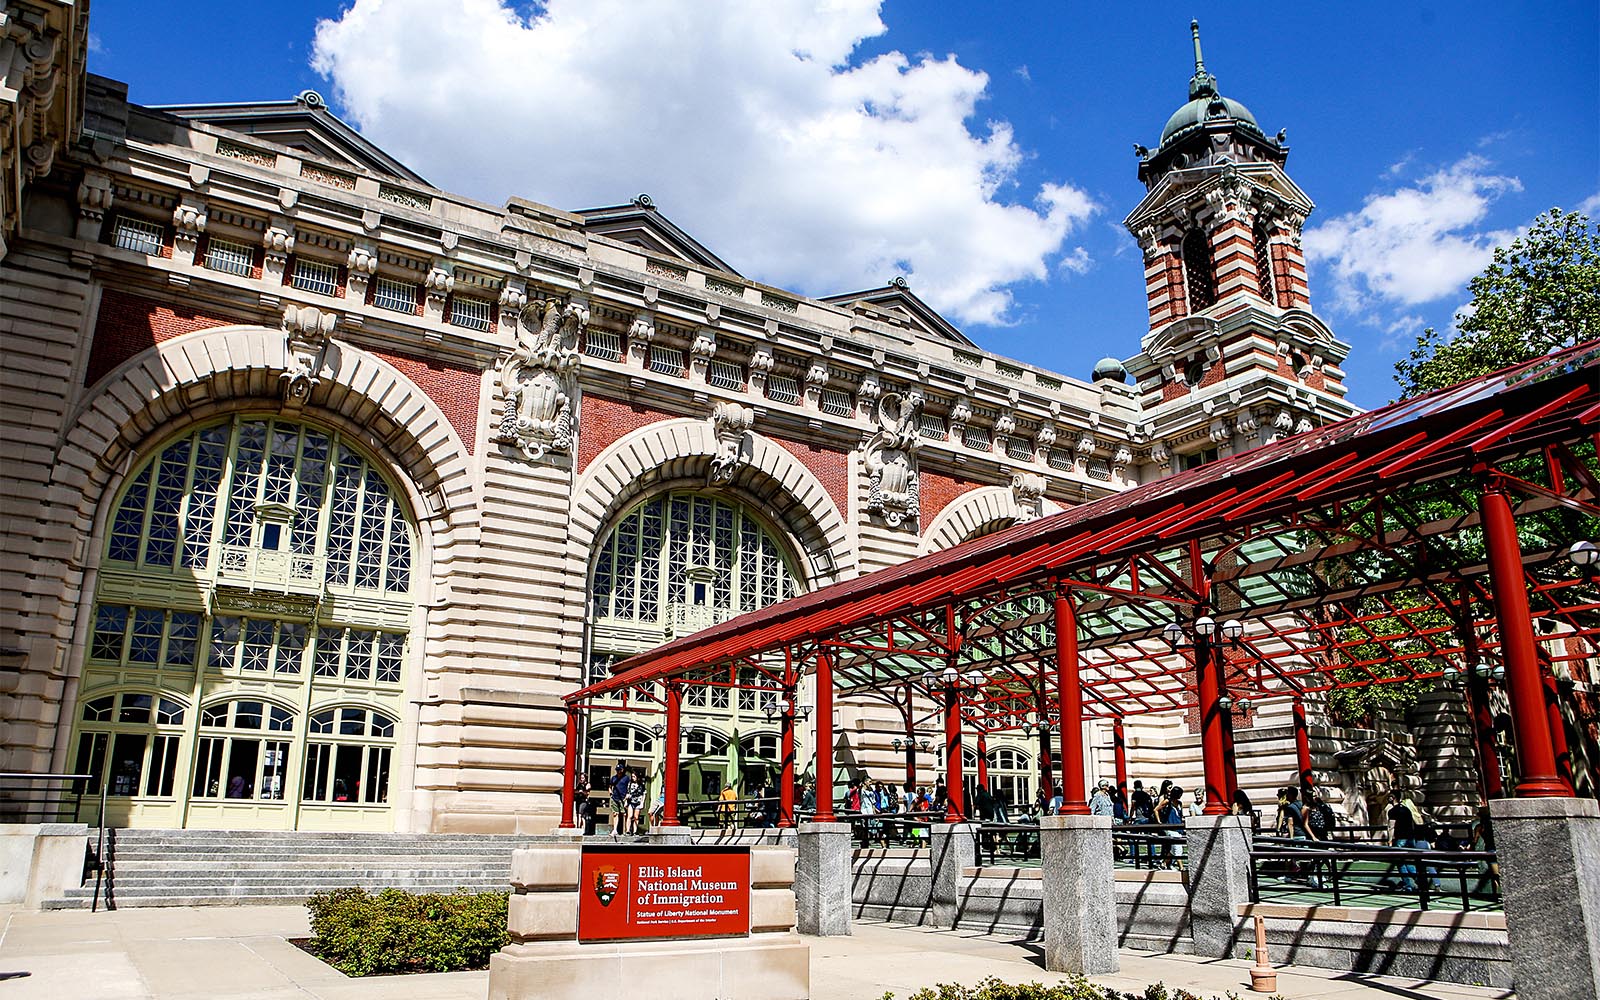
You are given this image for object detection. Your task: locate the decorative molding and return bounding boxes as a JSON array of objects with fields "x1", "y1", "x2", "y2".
[
  {"x1": 279, "y1": 303, "x2": 338, "y2": 408},
  {"x1": 171, "y1": 200, "x2": 207, "y2": 259},
  {"x1": 864, "y1": 391, "x2": 923, "y2": 528},
  {"x1": 707, "y1": 401, "x2": 755, "y2": 485},
  {"x1": 495, "y1": 298, "x2": 584, "y2": 462},
  {"x1": 626, "y1": 311, "x2": 655, "y2": 366},
  {"x1": 75, "y1": 171, "x2": 114, "y2": 240},
  {"x1": 1011, "y1": 472, "x2": 1046, "y2": 522}
]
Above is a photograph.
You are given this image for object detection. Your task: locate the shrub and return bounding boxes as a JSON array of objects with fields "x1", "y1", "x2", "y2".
[
  {"x1": 305, "y1": 887, "x2": 510, "y2": 977},
  {"x1": 882, "y1": 978, "x2": 1288, "y2": 1000}
]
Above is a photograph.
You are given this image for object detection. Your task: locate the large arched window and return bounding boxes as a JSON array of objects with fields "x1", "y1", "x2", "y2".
[
  {"x1": 68, "y1": 415, "x2": 418, "y2": 830},
  {"x1": 1182, "y1": 228, "x2": 1216, "y2": 312},
  {"x1": 589, "y1": 492, "x2": 801, "y2": 648}
]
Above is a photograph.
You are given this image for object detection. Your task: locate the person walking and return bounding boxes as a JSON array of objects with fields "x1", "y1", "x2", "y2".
[
  {"x1": 718, "y1": 779, "x2": 740, "y2": 831},
  {"x1": 625, "y1": 767, "x2": 646, "y2": 834},
  {"x1": 607, "y1": 762, "x2": 631, "y2": 836}
]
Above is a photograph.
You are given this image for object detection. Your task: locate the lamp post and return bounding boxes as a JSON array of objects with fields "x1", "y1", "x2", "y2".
[
  {"x1": 1021, "y1": 710, "x2": 1059, "y2": 806},
  {"x1": 1164, "y1": 615, "x2": 1247, "y2": 815},
  {"x1": 762, "y1": 693, "x2": 812, "y2": 826},
  {"x1": 922, "y1": 665, "x2": 986, "y2": 821}
]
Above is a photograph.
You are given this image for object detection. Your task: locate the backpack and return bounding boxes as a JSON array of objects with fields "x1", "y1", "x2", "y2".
[{"x1": 1306, "y1": 803, "x2": 1328, "y2": 835}]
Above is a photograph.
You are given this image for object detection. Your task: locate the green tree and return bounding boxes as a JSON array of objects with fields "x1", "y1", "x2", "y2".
[{"x1": 1395, "y1": 208, "x2": 1600, "y2": 398}]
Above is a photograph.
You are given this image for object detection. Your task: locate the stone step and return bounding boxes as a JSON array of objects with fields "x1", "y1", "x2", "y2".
[
  {"x1": 97, "y1": 873, "x2": 509, "y2": 885},
  {"x1": 111, "y1": 849, "x2": 518, "y2": 861}
]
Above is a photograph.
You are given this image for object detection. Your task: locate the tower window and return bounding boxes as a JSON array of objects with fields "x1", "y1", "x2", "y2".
[
  {"x1": 1182, "y1": 228, "x2": 1216, "y2": 311},
  {"x1": 1254, "y1": 223, "x2": 1277, "y2": 306}
]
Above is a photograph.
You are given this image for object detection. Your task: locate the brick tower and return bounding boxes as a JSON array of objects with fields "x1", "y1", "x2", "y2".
[{"x1": 1121, "y1": 21, "x2": 1355, "y2": 473}]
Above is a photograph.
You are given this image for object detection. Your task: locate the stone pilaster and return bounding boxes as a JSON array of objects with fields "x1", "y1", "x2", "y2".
[
  {"x1": 1491, "y1": 796, "x2": 1600, "y2": 1000},
  {"x1": 1039, "y1": 815, "x2": 1118, "y2": 975},
  {"x1": 928, "y1": 822, "x2": 976, "y2": 928},
  {"x1": 795, "y1": 821, "x2": 852, "y2": 936},
  {"x1": 1185, "y1": 814, "x2": 1254, "y2": 959}
]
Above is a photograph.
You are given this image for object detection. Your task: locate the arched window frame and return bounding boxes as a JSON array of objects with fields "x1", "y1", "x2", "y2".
[
  {"x1": 190, "y1": 696, "x2": 297, "y2": 802},
  {"x1": 1253, "y1": 221, "x2": 1278, "y2": 306},
  {"x1": 73, "y1": 690, "x2": 189, "y2": 798},
  {"x1": 587, "y1": 722, "x2": 657, "y2": 756},
  {"x1": 302, "y1": 705, "x2": 398, "y2": 805}
]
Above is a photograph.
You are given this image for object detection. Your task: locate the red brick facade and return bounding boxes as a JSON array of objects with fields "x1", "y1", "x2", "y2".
[
  {"x1": 578, "y1": 393, "x2": 677, "y2": 472},
  {"x1": 373, "y1": 350, "x2": 482, "y2": 454},
  {"x1": 919, "y1": 470, "x2": 986, "y2": 524},
  {"x1": 770, "y1": 435, "x2": 848, "y2": 517},
  {"x1": 85, "y1": 289, "x2": 243, "y2": 386}
]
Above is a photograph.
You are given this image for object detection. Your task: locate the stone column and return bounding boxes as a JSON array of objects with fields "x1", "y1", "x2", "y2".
[
  {"x1": 1185, "y1": 814, "x2": 1253, "y2": 959},
  {"x1": 795, "y1": 821, "x2": 852, "y2": 936},
  {"x1": 1491, "y1": 796, "x2": 1600, "y2": 1000},
  {"x1": 928, "y1": 822, "x2": 976, "y2": 928},
  {"x1": 1039, "y1": 815, "x2": 1118, "y2": 975},
  {"x1": 648, "y1": 827, "x2": 693, "y2": 846}
]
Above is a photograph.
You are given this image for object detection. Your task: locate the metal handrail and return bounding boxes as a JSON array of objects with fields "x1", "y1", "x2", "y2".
[
  {"x1": 0, "y1": 772, "x2": 107, "y2": 911},
  {"x1": 1249, "y1": 841, "x2": 1500, "y2": 911}
]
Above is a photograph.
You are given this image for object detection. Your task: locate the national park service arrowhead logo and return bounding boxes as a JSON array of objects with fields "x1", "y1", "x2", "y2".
[{"x1": 592, "y1": 865, "x2": 620, "y2": 907}]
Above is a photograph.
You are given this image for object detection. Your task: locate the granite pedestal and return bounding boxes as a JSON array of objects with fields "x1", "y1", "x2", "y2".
[
  {"x1": 928, "y1": 822, "x2": 976, "y2": 929},
  {"x1": 1038, "y1": 814, "x2": 1119, "y2": 975},
  {"x1": 796, "y1": 822, "x2": 852, "y2": 936},
  {"x1": 1185, "y1": 814, "x2": 1253, "y2": 959},
  {"x1": 1491, "y1": 795, "x2": 1600, "y2": 1000}
]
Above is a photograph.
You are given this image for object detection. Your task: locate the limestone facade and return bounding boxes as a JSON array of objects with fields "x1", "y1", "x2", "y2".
[{"x1": 0, "y1": 5, "x2": 1362, "y2": 834}]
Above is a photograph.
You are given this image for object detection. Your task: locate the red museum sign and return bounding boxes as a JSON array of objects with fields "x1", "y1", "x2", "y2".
[{"x1": 577, "y1": 845, "x2": 751, "y2": 942}]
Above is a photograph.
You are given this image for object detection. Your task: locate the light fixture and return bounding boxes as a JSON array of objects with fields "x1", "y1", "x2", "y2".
[
  {"x1": 918, "y1": 737, "x2": 931, "y2": 753},
  {"x1": 1219, "y1": 619, "x2": 1244, "y2": 643},
  {"x1": 965, "y1": 669, "x2": 985, "y2": 687},
  {"x1": 1491, "y1": 664, "x2": 1506, "y2": 681},
  {"x1": 892, "y1": 737, "x2": 904, "y2": 752},
  {"x1": 1570, "y1": 540, "x2": 1599, "y2": 575},
  {"x1": 1194, "y1": 615, "x2": 1216, "y2": 633},
  {"x1": 1163, "y1": 621, "x2": 1186, "y2": 649},
  {"x1": 651, "y1": 722, "x2": 665, "y2": 738},
  {"x1": 1217, "y1": 693, "x2": 1233, "y2": 711},
  {"x1": 943, "y1": 665, "x2": 960, "y2": 685}
]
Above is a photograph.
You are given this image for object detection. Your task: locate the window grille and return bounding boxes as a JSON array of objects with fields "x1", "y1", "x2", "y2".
[
  {"x1": 708, "y1": 359, "x2": 746, "y2": 390},
  {"x1": 649, "y1": 346, "x2": 686, "y2": 377},
  {"x1": 203, "y1": 238, "x2": 254, "y2": 276},
  {"x1": 765, "y1": 375, "x2": 801, "y2": 404},
  {"x1": 448, "y1": 295, "x2": 492, "y2": 331},
  {"x1": 1048, "y1": 448, "x2": 1073, "y2": 471},
  {"x1": 372, "y1": 277, "x2": 417, "y2": 313},
  {"x1": 819, "y1": 387, "x2": 853, "y2": 417},
  {"x1": 919, "y1": 414, "x2": 947, "y2": 440},
  {"x1": 962, "y1": 425, "x2": 992, "y2": 451},
  {"x1": 584, "y1": 329, "x2": 622, "y2": 361},
  {"x1": 1007, "y1": 437, "x2": 1034, "y2": 461},
  {"x1": 291, "y1": 258, "x2": 340, "y2": 297},
  {"x1": 112, "y1": 216, "x2": 165, "y2": 256}
]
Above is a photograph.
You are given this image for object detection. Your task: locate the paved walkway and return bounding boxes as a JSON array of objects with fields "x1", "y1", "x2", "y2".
[{"x1": 0, "y1": 905, "x2": 1515, "y2": 1000}]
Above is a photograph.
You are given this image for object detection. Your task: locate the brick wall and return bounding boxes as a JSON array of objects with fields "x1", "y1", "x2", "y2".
[
  {"x1": 919, "y1": 470, "x2": 986, "y2": 523},
  {"x1": 373, "y1": 350, "x2": 482, "y2": 454},
  {"x1": 578, "y1": 393, "x2": 677, "y2": 472},
  {"x1": 771, "y1": 435, "x2": 848, "y2": 516},
  {"x1": 84, "y1": 289, "x2": 244, "y2": 386}
]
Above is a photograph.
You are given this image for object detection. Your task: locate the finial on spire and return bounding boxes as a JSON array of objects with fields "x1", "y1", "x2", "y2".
[{"x1": 1187, "y1": 19, "x2": 1217, "y2": 101}]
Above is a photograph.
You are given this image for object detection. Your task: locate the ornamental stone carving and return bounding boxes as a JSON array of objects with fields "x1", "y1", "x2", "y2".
[
  {"x1": 75, "y1": 171, "x2": 113, "y2": 241},
  {"x1": 1150, "y1": 441, "x2": 1171, "y2": 471},
  {"x1": 1112, "y1": 444, "x2": 1133, "y2": 474},
  {"x1": 495, "y1": 298, "x2": 584, "y2": 462},
  {"x1": 707, "y1": 401, "x2": 755, "y2": 486},
  {"x1": 857, "y1": 373, "x2": 882, "y2": 404},
  {"x1": 262, "y1": 224, "x2": 294, "y2": 284},
  {"x1": 1207, "y1": 419, "x2": 1231, "y2": 445},
  {"x1": 749, "y1": 349, "x2": 775, "y2": 395},
  {"x1": 1234, "y1": 410, "x2": 1259, "y2": 437},
  {"x1": 280, "y1": 304, "x2": 338, "y2": 407},
  {"x1": 1035, "y1": 423, "x2": 1058, "y2": 456},
  {"x1": 627, "y1": 312, "x2": 655, "y2": 365},
  {"x1": 865, "y1": 391, "x2": 923, "y2": 528},
  {"x1": 689, "y1": 328, "x2": 716, "y2": 382},
  {"x1": 1011, "y1": 472, "x2": 1046, "y2": 523}
]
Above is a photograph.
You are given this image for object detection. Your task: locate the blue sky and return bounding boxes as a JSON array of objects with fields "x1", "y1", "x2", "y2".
[{"x1": 88, "y1": 1, "x2": 1598, "y2": 408}]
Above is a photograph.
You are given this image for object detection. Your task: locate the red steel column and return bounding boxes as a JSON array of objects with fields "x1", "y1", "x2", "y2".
[
  {"x1": 1196, "y1": 637, "x2": 1230, "y2": 816},
  {"x1": 1480, "y1": 479, "x2": 1568, "y2": 797},
  {"x1": 778, "y1": 696, "x2": 797, "y2": 827},
  {"x1": 976, "y1": 731, "x2": 990, "y2": 791},
  {"x1": 813, "y1": 648, "x2": 837, "y2": 822},
  {"x1": 1466, "y1": 671, "x2": 1505, "y2": 798},
  {"x1": 1542, "y1": 659, "x2": 1575, "y2": 794},
  {"x1": 904, "y1": 689, "x2": 918, "y2": 788},
  {"x1": 1292, "y1": 695, "x2": 1313, "y2": 789},
  {"x1": 1112, "y1": 716, "x2": 1128, "y2": 794},
  {"x1": 662, "y1": 682, "x2": 683, "y2": 826},
  {"x1": 1037, "y1": 692, "x2": 1056, "y2": 803},
  {"x1": 944, "y1": 683, "x2": 965, "y2": 821},
  {"x1": 1054, "y1": 590, "x2": 1089, "y2": 815},
  {"x1": 559, "y1": 706, "x2": 579, "y2": 828}
]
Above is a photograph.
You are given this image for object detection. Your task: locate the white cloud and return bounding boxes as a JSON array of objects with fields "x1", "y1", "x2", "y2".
[
  {"x1": 1579, "y1": 191, "x2": 1600, "y2": 216},
  {"x1": 1058, "y1": 246, "x2": 1092, "y2": 275},
  {"x1": 1303, "y1": 155, "x2": 1520, "y2": 315},
  {"x1": 311, "y1": 0, "x2": 1095, "y2": 327}
]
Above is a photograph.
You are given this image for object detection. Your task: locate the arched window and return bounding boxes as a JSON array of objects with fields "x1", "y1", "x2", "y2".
[
  {"x1": 1253, "y1": 222, "x2": 1277, "y2": 306},
  {"x1": 303, "y1": 707, "x2": 397, "y2": 804},
  {"x1": 191, "y1": 699, "x2": 294, "y2": 801},
  {"x1": 986, "y1": 746, "x2": 1033, "y2": 810},
  {"x1": 1182, "y1": 228, "x2": 1216, "y2": 312},
  {"x1": 73, "y1": 691, "x2": 188, "y2": 798},
  {"x1": 70, "y1": 415, "x2": 418, "y2": 829},
  {"x1": 587, "y1": 723, "x2": 656, "y2": 755},
  {"x1": 589, "y1": 492, "x2": 801, "y2": 637},
  {"x1": 740, "y1": 732, "x2": 780, "y2": 762},
  {"x1": 684, "y1": 728, "x2": 730, "y2": 759}
]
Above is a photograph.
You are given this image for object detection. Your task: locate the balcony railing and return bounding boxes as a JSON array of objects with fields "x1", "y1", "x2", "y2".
[
  {"x1": 667, "y1": 602, "x2": 736, "y2": 638},
  {"x1": 215, "y1": 545, "x2": 324, "y2": 595}
]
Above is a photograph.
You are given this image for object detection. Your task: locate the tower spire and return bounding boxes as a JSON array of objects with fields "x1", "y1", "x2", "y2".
[{"x1": 1188, "y1": 19, "x2": 1217, "y2": 100}]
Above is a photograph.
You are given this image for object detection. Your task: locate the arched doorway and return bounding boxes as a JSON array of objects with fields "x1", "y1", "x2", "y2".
[{"x1": 67, "y1": 414, "x2": 418, "y2": 830}]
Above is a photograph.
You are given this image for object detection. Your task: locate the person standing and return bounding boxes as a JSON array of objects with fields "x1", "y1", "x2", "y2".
[
  {"x1": 625, "y1": 767, "x2": 645, "y2": 834},
  {"x1": 608, "y1": 762, "x2": 631, "y2": 836},
  {"x1": 1089, "y1": 779, "x2": 1116, "y2": 818},
  {"x1": 718, "y1": 779, "x2": 740, "y2": 831}
]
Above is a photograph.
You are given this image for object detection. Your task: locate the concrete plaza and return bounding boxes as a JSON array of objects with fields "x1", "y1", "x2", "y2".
[{"x1": 0, "y1": 904, "x2": 1514, "y2": 1000}]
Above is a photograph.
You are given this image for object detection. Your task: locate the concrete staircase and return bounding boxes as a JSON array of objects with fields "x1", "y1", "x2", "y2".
[{"x1": 44, "y1": 829, "x2": 531, "y2": 909}]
